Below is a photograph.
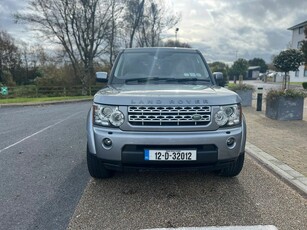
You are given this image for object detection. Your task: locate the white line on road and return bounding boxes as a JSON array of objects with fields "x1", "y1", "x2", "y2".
[
  {"x1": 143, "y1": 225, "x2": 278, "y2": 230},
  {"x1": 0, "y1": 112, "x2": 82, "y2": 153}
]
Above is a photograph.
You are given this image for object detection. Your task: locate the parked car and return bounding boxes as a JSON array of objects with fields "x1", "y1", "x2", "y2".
[{"x1": 87, "y1": 47, "x2": 246, "y2": 179}]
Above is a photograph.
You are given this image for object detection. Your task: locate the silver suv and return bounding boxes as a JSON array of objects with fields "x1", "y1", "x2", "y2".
[{"x1": 86, "y1": 48, "x2": 246, "y2": 178}]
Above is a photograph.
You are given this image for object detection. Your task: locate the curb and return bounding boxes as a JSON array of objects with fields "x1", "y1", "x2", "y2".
[
  {"x1": 0, "y1": 98, "x2": 92, "y2": 108},
  {"x1": 246, "y1": 142, "x2": 307, "y2": 198}
]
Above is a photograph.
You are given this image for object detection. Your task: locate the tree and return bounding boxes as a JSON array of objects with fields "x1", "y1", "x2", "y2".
[
  {"x1": 16, "y1": 43, "x2": 48, "y2": 85},
  {"x1": 209, "y1": 62, "x2": 229, "y2": 76},
  {"x1": 123, "y1": 0, "x2": 179, "y2": 48},
  {"x1": 0, "y1": 31, "x2": 20, "y2": 84},
  {"x1": 124, "y1": 0, "x2": 146, "y2": 48},
  {"x1": 248, "y1": 58, "x2": 268, "y2": 73},
  {"x1": 15, "y1": 0, "x2": 113, "y2": 94},
  {"x1": 137, "y1": 0, "x2": 179, "y2": 47},
  {"x1": 208, "y1": 61, "x2": 229, "y2": 84},
  {"x1": 273, "y1": 49, "x2": 304, "y2": 90},
  {"x1": 162, "y1": 39, "x2": 191, "y2": 48},
  {"x1": 1, "y1": 70, "x2": 16, "y2": 86},
  {"x1": 229, "y1": 58, "x2": 248, "y2": 82},
  {"x1": 106, "y1": 0, "x2": 125, "y2": 65},
  {"x1": 301, "y1": 26, "x2": 307, "y2": 67}
]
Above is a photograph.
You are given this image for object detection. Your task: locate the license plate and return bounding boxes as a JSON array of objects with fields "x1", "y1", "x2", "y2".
[{"x1": 144, "y1": 149, "x2": 197, "y2": 161}]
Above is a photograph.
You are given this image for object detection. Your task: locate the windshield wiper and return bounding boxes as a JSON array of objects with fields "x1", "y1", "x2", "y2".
[
  {"x1": 125, "y1": 77, "x2": 174, "y2": 83},
  {"x1": 172, "y1": 78, "x2": 212, "y2": 84},
  {"x1": 125, "y1": 77, "x2": 212, "y2": 84},
  {"x1": 176, "y1": 78, "x2": 210, "y2": 81}
]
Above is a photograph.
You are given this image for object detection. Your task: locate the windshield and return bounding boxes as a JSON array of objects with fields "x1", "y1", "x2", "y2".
[{"x1": 111, "y1": 51, "x2": 212, "y2": 85}]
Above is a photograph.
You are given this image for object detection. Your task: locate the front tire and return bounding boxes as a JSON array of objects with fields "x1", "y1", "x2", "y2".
[
  {"x1": 219, "y1": 152, "x2": 245, "y2": 177},
  {"x1": 87, "y1": 147, "x2": 113, "y2": 179}
]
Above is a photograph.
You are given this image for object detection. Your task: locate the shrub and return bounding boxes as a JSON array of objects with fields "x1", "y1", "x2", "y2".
[
  {"x1": 302, "y1": 82, "x2": 307, "y2": 89},
  {"x1": 266, "y1": 89, "x2": 307, "y2": 100},
  {"x1": 13, "y1": 85, "x2": 38, "y2": 97},
  {"x1": 227, "y1": 83, "x2": 254, "y2": 92}
]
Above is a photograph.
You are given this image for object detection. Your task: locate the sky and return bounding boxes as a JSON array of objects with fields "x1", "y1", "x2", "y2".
[{"x1": 0, "y1": 0, "x2": 307, "y2": 64}]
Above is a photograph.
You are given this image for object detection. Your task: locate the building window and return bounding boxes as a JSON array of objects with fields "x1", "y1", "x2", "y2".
[
  {"x1": 297, "y1": 41, "x2": 304, "y2": 49},
  {"x1": 299, "y1": 26, "x2": 305, "y2": 34},
  {"x1": 304, "y1": 68, "x2": 307, "y2": 77},
  {"x1": 295, "y1": 70, "x2": 299, "y2": 77}
]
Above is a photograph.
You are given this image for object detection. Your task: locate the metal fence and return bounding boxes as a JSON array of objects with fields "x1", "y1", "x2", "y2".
[{"x1": 0, "y1": 85, "x2": 105, "y2": 98}]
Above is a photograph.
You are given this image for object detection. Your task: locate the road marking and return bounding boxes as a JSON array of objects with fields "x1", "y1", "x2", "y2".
[
  {"x1": 0, "y1": 112, "x2": 82, "y2": 153},
  {"x1": 142, "y1": 225, "x2": 278, "y2": 230}
]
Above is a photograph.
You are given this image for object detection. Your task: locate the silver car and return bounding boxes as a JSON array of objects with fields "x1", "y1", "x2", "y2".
[{"x1": 87, "y1": 47, "x2": 246, "y2": 178}]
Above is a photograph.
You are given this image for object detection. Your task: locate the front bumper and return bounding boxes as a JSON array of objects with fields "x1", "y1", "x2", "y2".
[{"x1": 87, "y1": 110, "x2": 246, "y2": 168}]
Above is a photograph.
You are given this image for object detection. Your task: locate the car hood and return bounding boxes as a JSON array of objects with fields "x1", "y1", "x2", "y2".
[{"x1": 93, "y1": 84, "x2": 241, "y2": 106}]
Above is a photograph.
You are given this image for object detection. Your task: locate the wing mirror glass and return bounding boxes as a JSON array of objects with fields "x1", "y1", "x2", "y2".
[
  {"x1": 96, "y1": 72, "x2": 108, "y2": 82},
  {"x1": 213, "y1": 72, "x2": 225, "y2": 87}
]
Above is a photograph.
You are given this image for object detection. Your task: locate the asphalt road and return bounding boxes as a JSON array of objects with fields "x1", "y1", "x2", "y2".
[
  {"x1": 0, "y1": 102, "x2": 306, "y2": 230},
  {"x1": 67, "y1": 156, "x2": 307, "y2": 230},
  {"x1": 237, "y1": 80, "x2": 302, "y2": 95},
  {"x1": 0, "y1": 102, "x2": 91, "y2": 230}
]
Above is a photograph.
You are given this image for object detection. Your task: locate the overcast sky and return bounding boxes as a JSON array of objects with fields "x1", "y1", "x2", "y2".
[{"x1": 0, "y1": 0, "x2": 307, "y2": 64}]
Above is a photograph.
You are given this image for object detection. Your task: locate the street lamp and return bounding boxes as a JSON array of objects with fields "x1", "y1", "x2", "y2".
[{"x1": 175, "y1": 28, "x2": 179, "y2": 44}]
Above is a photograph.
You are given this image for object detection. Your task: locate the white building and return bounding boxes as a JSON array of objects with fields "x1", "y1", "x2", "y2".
[{"x1": 288, "y1": 20, "x2": 307, "y2": 82}]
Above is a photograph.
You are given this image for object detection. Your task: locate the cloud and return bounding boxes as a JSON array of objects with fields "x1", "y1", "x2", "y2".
[
  {"x1": 1, "y1": 0, "x2": 307, "y2": 64},
  {"x1": 0, "y1": 0, "x2": 28, "y2": 36},
  {"x1": 0, "y1": 0, "x2": 37, "y2": 44},
  {"x1": 167, "y1": 0, "x2": 307, "y2": 63}
]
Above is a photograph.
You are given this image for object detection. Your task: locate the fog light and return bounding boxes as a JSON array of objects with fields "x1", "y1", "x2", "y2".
[
  {"x1": 103, "y1": 138, "x2": 112, "y2": 147},
  {"x1": 226, "y1": 137, "x2": 236, "y2": 148}
]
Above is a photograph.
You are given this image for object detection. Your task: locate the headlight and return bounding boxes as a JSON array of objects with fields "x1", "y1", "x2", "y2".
[
  {"x1": 214, "y1": 104, "x2": 241, "y2": 127},
  {"x1": 93, "y1": 104, "x2": 124, "y2": 127}
]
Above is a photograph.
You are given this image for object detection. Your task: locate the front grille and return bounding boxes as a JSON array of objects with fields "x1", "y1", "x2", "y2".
[{"x1": 128, "y1": 106, "x2": 211, "y2": 126}]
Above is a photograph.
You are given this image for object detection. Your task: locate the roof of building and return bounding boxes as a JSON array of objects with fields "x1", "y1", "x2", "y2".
[
  {"x1": 248, "y1": 66, "x2": 260, "y2": 70},
  {"x1": 288, "y1": 20, "x2": 307, "y2": 30}
]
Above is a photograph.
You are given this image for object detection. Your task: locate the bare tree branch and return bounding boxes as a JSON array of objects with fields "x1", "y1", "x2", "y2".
[
  {"x1": 136, "y1": 0, "x2": 180, "y2": 47},
  {"x1": 15, "y1": 0, "x2": 113, "y2": 93}
]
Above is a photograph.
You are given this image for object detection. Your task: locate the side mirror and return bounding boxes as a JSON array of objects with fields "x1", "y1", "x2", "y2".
[
  {"x1": 96, "y1": 72, "x2": 108, "y2": 82},
  {"x1": 213, "y1": 73, "x2": 225, "y2": 87}
]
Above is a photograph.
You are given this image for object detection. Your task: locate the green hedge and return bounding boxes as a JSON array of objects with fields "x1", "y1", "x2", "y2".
[
  {"x1": 302, "y1": 82, "x2": 307, "y2": 89},
  {"x1": 0, "y1": 84, "x2": 106, "y2": 99}
]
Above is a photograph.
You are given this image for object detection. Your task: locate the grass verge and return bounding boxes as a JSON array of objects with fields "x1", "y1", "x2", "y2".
[
  {"x1": 0, "y1": 96, "x2": 92, "y2": 104},
  {"x1": 289, "y1": 82, "x2": 305, "y2": 85}
]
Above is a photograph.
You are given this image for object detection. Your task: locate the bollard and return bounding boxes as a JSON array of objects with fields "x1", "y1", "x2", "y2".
[{"x1": 256, "y1": 87, "x2": 263, "y2": 111}]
